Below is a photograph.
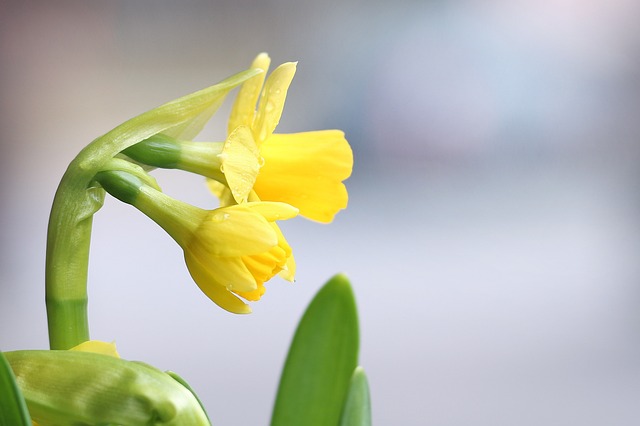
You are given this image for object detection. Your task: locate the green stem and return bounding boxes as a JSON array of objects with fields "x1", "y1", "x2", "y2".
[
  {"x1": 45, "y1": 135, "x2": 181, "y2": 349},
  {"x1": 45, "y1": 117, "x2": 189, "y2": 349},
  {"x1": 45, "y1": 154, "x2": 106, "y2": 350}
]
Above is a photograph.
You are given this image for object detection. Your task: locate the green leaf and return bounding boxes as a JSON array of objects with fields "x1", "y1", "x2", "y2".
[
  {"x1": 0, "y1": 351, "x2": 32, "y2": 426},
  {"x1": 339, "y1": 367, "x2": 372, "y2": 426},
  {"x1": 271, "y1": 273, "x2": 359, "y2": 426}
]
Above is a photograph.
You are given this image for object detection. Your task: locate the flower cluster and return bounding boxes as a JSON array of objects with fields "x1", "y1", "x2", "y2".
[
  {"x1": 103, "y1": 53, "x2": 353, "y2": 313},
  {"x1": 2, "y1": 53, "x2": 363, "y2": 426}
]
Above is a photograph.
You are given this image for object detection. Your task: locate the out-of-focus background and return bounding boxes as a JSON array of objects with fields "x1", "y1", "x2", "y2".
[{"x1": 2, "y1": 1, "x2": 640, "y2": 424}]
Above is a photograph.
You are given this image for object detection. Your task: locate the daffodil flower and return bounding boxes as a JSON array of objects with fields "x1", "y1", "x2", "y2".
[
  {"x1": 226, "y1": 53, "x2": 353, "y2": 223},
  {"x1": 123, "y1": 53, "x2": 353, "y2": 223},
  {"x1": 95, "y1": 170, "x2": 298, "y2": 313}
]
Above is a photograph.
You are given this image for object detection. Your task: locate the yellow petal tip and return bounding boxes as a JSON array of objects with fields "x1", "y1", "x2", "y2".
[{"x1": 70, "y1": 340, "x2": 120, "y2": 358}]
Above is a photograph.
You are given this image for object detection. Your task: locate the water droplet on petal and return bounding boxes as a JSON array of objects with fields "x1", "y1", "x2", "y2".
[
  {"x1": 212, "y1": 212, "x2": 230, "y2": 223},
  {"x1": 265, "y1": 101, "x2": 275, "y2": 113}
]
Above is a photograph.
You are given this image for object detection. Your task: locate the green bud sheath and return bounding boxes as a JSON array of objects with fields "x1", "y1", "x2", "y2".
[
  {"x1": 123, "y1": 134, "x2": 183, "y2": 169},
  {"x1": 123, "y1": 134, "x2": 227, "y2": 185},
  {"x1": 95, "y1": 170, "x2": 144, "y2": 206},
  {"x1": 5, "y1": 350, "x2": 210, "y2": 426}
]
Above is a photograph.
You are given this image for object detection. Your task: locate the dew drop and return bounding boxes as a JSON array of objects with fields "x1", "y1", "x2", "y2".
[
  {"x1": 265, "y1": 101, "x2": 275, "y2": 112},
  {"x1": 212, "y1": 212, "x2": 230, "y2": 222}
]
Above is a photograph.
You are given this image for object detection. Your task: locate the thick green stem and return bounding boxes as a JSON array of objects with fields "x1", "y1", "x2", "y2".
[{"x1": 45, "y1": 160, "x2": 105, "y2": 350}]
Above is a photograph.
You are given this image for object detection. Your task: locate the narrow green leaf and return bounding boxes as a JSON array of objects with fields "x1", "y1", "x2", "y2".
[
  {"x1": 271, "y1": 273, "x2": 359, "y2": 426},
  {"x1": 0, "y1": 351, "x2": 32, "y2": 426},
  {"x1": 339, "y1": 367, "x2": 372, "y2": 426}
]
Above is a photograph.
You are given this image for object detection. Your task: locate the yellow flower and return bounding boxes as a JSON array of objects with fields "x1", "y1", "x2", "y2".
[
  {"x1": 123, "y1": 53, "x2": 352, "y2": 222},
  {"x1": 129, "y1": 181, "x2": 298, "y2": 314},
  {"x1": 206, "y1": 178, "x2": 297, "y2": 283},
  {"x1": 224, "y1": 53, "x2": 353, "y2": 223},
  {"x1": 98, "y1": 161, "x2": 298, "y2": 314},
  {"x1": 180, "y1": 201, "x2": 298, "y2": 313}
]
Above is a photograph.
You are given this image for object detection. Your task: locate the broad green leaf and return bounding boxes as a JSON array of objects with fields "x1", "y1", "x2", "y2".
[
  {"x1": 0, "y1": 351, "x2": 32, "y2": 426},
  {"x1": 271, "y1": 273, "x2": 359, "y2": 426},
  {"x1": 339, "y1": 367, "x2": 372, "y2": 426}
]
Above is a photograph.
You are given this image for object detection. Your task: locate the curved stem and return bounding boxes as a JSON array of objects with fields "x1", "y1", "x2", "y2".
[{"x1": 45, "y1": 161, "x2": 104, "y2": 349}]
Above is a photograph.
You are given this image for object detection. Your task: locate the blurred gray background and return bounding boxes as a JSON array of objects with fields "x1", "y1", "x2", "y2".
[{"x1": 2, "y1": 1, "x2": 640, "y2": 424}]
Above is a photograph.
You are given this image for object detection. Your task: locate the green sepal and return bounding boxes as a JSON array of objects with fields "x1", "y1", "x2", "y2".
[
  {"x1": 0, "y1": 351, "x2": 32, "y2": 426},
  {"x1": 271, "y1": 273, "x2": 359, "y2": 426},
  {"x1": 339, "y1": 367, "x2": 372, "y2": 426}
]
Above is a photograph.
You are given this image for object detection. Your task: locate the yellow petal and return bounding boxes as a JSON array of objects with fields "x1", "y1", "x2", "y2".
[
  {"x1": 257, "y1": 175, "x2": 348, "y2": 223},
  {"x1": 244, "y1": 201, "x2": 299, "y2": 221},
  {"x1": 221, "y1": 125, "x2": 262, "y2": 203},
  {"x1": 205, "y1": 179, "x2": 235, "y2": 207},
  {"x1": 190, "y1": 205, "x2": 279, "y2": 257},
  {"x1": 279, "y1": 253, "x2": 296, "y2": 281},
  {"x1": 272, "y1": 223, "x2": 296, "y2": 281},
  {"x1": 252, "y1": 62, "x2": 297, "y2": 144},
  {"x1": 235, "y1": 285, "x2": 266, "y2": 302},
  {"x1": 184, "y1": 252, "x2": 252, "y2": 314},
  {"x1": 228, "y1": 53, "x2": 271, "y2": 134},
  {"x1": 70, "y1": 340, "x2": 120, "y2": 358},
  {"x1": 242, "y1": 248, "x2": 285, "y2": 283},
  {"x1": 254, "y1": 130, "x2": 353, "y2": 223},
  {"x1": 186, "y1": 250, "x2": 257, "y2": 292}
]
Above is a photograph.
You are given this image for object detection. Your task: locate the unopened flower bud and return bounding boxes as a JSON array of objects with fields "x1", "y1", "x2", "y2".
[{"x1": 5, "y1": 349, "x2": 210, "y2": 426}]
